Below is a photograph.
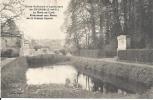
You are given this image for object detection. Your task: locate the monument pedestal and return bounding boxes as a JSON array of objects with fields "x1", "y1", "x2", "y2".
[{"x1": 117, "y1": 35, "x2": 131, "y2": 50}]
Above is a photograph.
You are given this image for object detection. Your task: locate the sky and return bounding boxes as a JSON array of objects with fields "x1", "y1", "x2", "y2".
[{"x1": 17, "y1": 0, "x2": 70, "y2": 40}]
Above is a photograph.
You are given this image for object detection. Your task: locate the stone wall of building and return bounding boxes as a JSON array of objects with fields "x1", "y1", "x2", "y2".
[{"x1": 1, "y1": 35, "x2": 21, "y2": 57}]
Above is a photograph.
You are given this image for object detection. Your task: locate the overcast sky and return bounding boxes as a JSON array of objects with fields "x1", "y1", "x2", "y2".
[{"x1": 17, "y1": 0, "x2": 70, "y2": 40}]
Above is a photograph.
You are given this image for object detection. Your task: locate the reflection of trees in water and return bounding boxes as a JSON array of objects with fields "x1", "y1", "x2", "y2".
[
  {"x1": 92, "y1": 79, "x2": 104, "y2": 92},
  {"x1": 76, "y1": 73, "x2": 129, "y2": 94},
  {"x1": 66, "y1": 71, "x2": 131, "y2": 95},
  {"x1": 75, "y1": 72, "x2": 93, "y2": 91},
  {"x1": 64, "y1": 72, "x2": 82, "y2": 88}
]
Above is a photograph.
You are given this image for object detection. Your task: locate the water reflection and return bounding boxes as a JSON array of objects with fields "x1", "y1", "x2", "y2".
[
  {"x1": 26, "y1": 65, "x2": 94, "y2": 91},
  {"x1": 26, "y1": 65, "x2": 127, "y2": 93},
  {"x1": 26, "y1": 65, "x2": 77, "y2": 85},
  {"x1": 26, "y1": 65, "x2": 147, "y2": 94}
]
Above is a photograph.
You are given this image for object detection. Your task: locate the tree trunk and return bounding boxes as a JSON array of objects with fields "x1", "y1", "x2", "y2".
[{"x1": 89, "y1": 0, "x2": 96, "y2": 48}]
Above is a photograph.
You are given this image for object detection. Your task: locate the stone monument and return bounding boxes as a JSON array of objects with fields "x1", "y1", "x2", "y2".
[{"x1": 117, "y1": 35, "x2": 131, "y2": 50}]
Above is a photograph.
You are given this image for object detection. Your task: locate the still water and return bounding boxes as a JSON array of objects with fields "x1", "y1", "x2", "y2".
[
  {"x1": 26, "y1": 65, "x2": 94, "y2": 91},
  {"x1": 26, "y1": 65, "x2": 148, "y2": 94}
]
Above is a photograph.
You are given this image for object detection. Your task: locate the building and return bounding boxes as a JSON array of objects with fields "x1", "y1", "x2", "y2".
[{"x1": 1, "y1": 19, "x2": 22, "y2": 57}]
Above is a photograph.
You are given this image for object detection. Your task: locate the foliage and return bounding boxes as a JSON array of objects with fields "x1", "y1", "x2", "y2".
[
  {"x1": 64, "y1": 0, "x2": 153, "y2": 50},
  {"x1": 118, "y1": 49, "x2": 153, "y2": 63},
  {"x1": 0, "y1": 0, "x2": 25, "y2": 22},
  {"x1": 0, "y1": 0, "x2": 25, "y2": 35},
  {"x1": 26, "y1": 54, "x2": 70, "y2": 67}
]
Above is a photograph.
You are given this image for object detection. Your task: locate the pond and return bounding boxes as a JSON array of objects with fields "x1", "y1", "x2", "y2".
[
  {"x1": 26, "y1": 65, "x2": 95, "y2": 91},
  {"x1": 26, "y1": 65, "x2": 130, "y2": 94}
]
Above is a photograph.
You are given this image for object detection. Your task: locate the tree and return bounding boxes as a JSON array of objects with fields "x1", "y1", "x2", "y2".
[
  {"x1": 64, "y1": 0, "x2": 153, "y2": 50},
  {"x1": 0, "y1": 0, "x2": 25, "y2": 30}
]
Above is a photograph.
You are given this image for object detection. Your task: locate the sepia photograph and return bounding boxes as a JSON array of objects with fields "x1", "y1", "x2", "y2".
[{"x1": 0, "y1": 0, "x2": 153, "y2": 99}]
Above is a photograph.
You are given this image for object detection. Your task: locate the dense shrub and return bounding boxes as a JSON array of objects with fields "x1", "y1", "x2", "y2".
[
  {"x1": 1, "y1": 48, "x2": 20, "y2": 57},
  {"x1": 1, "y1": 49, "x2": 12, "y2": 57},
  {"x1": 118, "y1": 49, "x2": 153, "y2": 63},
  {"x1": 73, "y1": 49, "x2": 117, "y2": 58},
  {"x1": 102, "y1": 39, "x2": 117, "y2": 57},
  {"x1": 26, "y1": 54, "x2": 70, "y2": 67},
  {"x1": 79, "y1": 49, "x2": 99, "y2": 58}
]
